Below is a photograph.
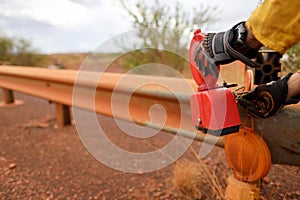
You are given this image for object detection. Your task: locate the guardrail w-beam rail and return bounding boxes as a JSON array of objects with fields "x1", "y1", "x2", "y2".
[{"x1": 0, "y1": 66, "x2": 300, "y2": 167}]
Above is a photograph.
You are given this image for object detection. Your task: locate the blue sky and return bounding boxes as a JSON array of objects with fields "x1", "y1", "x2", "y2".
[{"x1": 0, "y1": 0, "x2": 258, "y2": 53}]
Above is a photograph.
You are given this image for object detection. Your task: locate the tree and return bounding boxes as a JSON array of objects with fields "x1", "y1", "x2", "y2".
[
  {"x1": 10, "y1": 38, "x2": 44, "y2": 67},
  {"x1": 0, "y1": 34, "x2": 43, "y2": 67},
  {"x1": 118, "y1": 0, "x2": 218, "y2": 73},
  {"x1": 0, "y1": 36, "x2": 14, "y2": 63}
]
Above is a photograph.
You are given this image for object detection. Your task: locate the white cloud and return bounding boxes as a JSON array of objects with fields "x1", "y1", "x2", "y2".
[
  {"x1": 0, "y1": 0, "x2": 90, "y2": 30},
  {"x1": 31, "y1": 0, "x2": 89, "y2": 29}
]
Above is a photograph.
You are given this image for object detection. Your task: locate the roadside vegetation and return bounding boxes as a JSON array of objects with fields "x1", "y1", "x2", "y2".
[
  {"x1": 118, "y1": 0, "x2": 218, "y2": 73},
  {"x1": 0, "y1": 33, "x2": 44, "y2": 67},
  {"x1": 282, "y1": 42, "x2": 300, "y2": 73}
]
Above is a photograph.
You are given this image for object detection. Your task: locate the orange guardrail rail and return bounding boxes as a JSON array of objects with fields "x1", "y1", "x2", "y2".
[{"x1": 0, "y1": 66, "x2": 300, "y2": 167}]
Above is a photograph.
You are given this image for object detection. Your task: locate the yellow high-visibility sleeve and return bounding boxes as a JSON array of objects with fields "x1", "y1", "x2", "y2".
[{"x1": 246, "y1": 0, "x2": 300, "y2": 54}]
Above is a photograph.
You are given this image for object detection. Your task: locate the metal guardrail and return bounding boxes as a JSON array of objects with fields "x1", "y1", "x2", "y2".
[
  {"x1": 0, "y1": 66, "x2": 300, "y2": 166},
  {"x1": 0, "y1": 66, "x2": 224, "y2": 146}
]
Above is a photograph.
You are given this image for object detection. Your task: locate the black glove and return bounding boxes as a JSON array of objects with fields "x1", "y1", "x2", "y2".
[
  {"x1": 202, "y1": 21, "x2": 260, "y2": 68},
  {"x1": 193, "y1": 21, "x2": 262, "y2": 79},
  {"x1": 239, "y1": 73, "x2": 294, "y2": 118}
]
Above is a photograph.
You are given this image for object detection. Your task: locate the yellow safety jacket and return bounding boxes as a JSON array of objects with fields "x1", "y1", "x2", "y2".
[{"x1": 246, "y1": 0, "x2": 300, "y2": 54}]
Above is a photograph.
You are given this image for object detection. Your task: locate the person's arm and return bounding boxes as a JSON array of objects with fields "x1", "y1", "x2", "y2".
[{"x1": 287, "y1": 72, "x2": 300, "y2": 98}]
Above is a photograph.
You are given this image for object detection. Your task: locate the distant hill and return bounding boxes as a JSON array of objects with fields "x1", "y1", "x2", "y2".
[{"x1": 41, "y1": 52, "x2": 127, "y2": 73}]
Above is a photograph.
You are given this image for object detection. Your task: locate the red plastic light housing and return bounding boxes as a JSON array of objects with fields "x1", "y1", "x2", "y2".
[
  {"x1": 189, "y1": 29, "x2": 241, "y2": 135},
  {"x1": 190, "y1": 88, "x2": 241, "y2": 136}
]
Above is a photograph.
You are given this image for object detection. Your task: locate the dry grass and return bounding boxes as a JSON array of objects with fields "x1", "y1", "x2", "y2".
[
  {"x1": 173, "y1": 159, "x2": 203, "y2": 198},
  {"x1": 173, "y1": 147, "x2": 225, "y2": 199}
]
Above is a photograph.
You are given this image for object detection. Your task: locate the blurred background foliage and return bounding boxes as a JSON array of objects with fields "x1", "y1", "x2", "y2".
[
  {"x1": 118, "y1": 0, "x2": 218, "y2": 73},
  {"x1": 0, "y1": 33, "x2": 44, "y2": 67},
  {"x1": 282, "y1": 42, "x2": 300, "y2": 73}
]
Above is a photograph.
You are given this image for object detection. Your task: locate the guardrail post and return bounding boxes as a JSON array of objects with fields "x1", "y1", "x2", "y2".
[
  {"x1": 2, "y1": 88, "x2": 14, "y2": 104},
  {"x1": 0, "y1": 88, "x2": 23, "y2": 107},
  {"x1": 55, "y1": 103, "x2": 71, "y2": 128}
]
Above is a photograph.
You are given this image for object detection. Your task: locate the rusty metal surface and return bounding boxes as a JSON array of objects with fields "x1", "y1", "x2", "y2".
[
  {"x1": 0, "y1": 66, "x2": 223, "y2": 147},
  {"x1": 0, "y1": 66, "x2": 300, "y2": 166}
]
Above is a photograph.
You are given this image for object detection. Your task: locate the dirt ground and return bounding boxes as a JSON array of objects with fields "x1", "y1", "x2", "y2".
[{"x1": 0, "y1": 92, "x2": 299, "y2": 200}]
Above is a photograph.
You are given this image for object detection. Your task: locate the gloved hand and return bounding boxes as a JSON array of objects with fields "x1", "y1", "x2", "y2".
[
  {"x1": 198, "y1": 21, "x2": 260, "y2": 68},
  {"x1": 193, "y1": 21, "x2": 262, "y2": 81},
  {"x1": 239, "y1": 73, "x2": 294, "y2": 118}
]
